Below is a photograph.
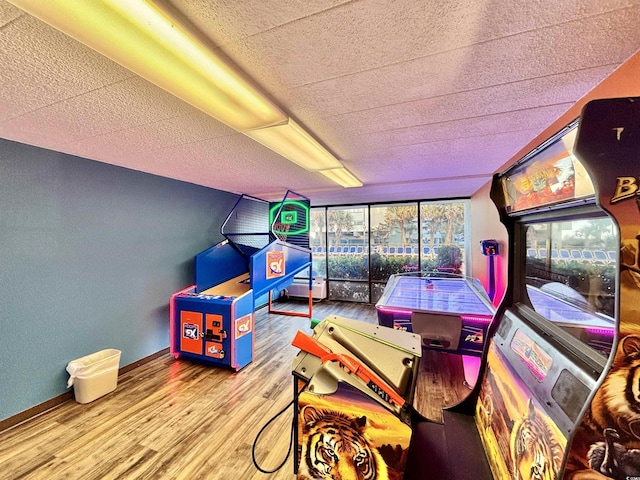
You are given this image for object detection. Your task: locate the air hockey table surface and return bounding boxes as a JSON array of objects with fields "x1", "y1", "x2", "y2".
[
  {"x1": 377, "y1": 275, "x2": 494, "y2": 316},
  {"x1": 376, "y1": 274, "x2": 495, "y2": 356}
]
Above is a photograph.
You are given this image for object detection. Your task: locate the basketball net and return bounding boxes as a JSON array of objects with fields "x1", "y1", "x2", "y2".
[{"x1": 273, "y1": 222, "x2": 290, "y2": 242}]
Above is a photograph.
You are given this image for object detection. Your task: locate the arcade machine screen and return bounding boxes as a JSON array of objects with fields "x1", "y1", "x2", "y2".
[
  {"x1": 500, "y1": 123, "x2": 617, "y2": 357},
  {"x1": 523, "y1": 217, "x2": 616, "y2": 356}
]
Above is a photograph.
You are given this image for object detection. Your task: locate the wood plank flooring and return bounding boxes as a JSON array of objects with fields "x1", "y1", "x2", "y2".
[{"x1": 0, "y1": 300, "x2": 469, "y2": 479}]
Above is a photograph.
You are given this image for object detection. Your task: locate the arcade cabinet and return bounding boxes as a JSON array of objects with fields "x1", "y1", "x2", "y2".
[
  {"x1": 170, "y1": 191, "x2": 313, "y2": 371},
  {"x1": 561, "y1": 98, "x2": 640, "y2": 478},
  {"x1": 376, "y1": 273, "x2": 494, "y2": 357},
  {"x1": 291, "y1": 315, "x2": 422, "y2": 479},
  {"x1": 376, "y1": 272, "x2": 494, "y2": 393},
  {"x1": 405, "y1": 97, "x2": 632, "y2": 479}
]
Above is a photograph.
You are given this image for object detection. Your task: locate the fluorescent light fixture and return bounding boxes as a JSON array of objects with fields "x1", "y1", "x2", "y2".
[
  {"x1": 319, "y1": 167, "x2": 363, "y2": 188},
  {"x1": 9, "y1": 0, "x2": 287, "y2": 131},
  {"x1": 245, "y1": 119, "x2": 343, "y2": 171},
  {"x1": 10, "y1": 0, "x2": 362, "y2": 189}
]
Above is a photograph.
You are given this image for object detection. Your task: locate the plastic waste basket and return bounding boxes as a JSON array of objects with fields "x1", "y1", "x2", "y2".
[{"x1": 66, "y1": 349, "x2": 121, "y2": 404}]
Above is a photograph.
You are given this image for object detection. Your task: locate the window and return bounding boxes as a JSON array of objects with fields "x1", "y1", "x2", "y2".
[
  {"x1": 309, "y1": 200, "x2": 470, "y2": 303},
  {"x1": 310, "y1": 209, "x2": 326, "y2": 279},
  {"x1": 327, "y1": 206, "x2": 369, "y2": 302},
  {"x1": 420, "y1": 202, "x2": 466, "y2": 276}
]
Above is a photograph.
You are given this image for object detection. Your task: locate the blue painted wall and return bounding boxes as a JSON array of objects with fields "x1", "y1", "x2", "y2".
[{"x1": 0, "y1": 139, "x2": 239, "y2": 420}]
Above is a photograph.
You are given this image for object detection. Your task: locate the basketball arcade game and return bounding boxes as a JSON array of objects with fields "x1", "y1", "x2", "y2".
[{"x1": 170, "y1": 191, "x2": 313, "y2": 371}]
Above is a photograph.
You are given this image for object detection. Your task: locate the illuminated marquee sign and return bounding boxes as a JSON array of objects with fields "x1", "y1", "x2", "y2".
[{"x1": 269, "y1": 200, "x2": 310, "y2": 236}]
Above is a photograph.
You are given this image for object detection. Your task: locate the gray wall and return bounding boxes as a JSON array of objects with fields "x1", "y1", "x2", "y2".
[{"x1": 0, "y1": 139, "x2": 239, "y2": 420}]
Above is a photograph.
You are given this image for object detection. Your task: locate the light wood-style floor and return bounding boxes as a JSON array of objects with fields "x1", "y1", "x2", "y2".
[{"x1": 0, "y1": 300, "x2": 469, "y2": 480}]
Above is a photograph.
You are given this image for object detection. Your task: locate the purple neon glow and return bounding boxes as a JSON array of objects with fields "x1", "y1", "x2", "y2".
[
  {"x1": 378, "y1": 307, "x2": 492, "y2": 325},
  {"x1": 462, "y1": 355, "x2": 481, "y2": 372},
  {"x1": 377, "y1": 306, "x2": 411, "y2": 315},
  {"x1": 586, "y1": 327, "x2": 615, "y2": 336},
  {"x1": 462, "y1": 355, "x2": 481, "y2": 388},
  {"x1": 461, "y1": 314, "x2": 493, "y2": 324}
]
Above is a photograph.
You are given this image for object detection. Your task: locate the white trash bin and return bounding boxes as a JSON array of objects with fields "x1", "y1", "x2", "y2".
[{"x1": 66, "y1": 349, "x2": 121, "y2": 404}]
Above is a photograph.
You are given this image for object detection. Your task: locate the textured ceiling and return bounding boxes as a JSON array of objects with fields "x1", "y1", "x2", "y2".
[{"x1": 1, "y1": 0, "x2": 640, "y2": 205}]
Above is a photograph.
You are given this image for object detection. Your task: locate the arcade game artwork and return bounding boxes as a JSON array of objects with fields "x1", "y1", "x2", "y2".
[
  {"x1": 269, "y1": 199, "x2": 310, "y2": 247},
  {"x1": 291, "y1": 315, "x2": 420, "y2": 479},
  {"x1": 476, "y1": 341, "x2": 567, "y2": 479},
  {"x1": 501, "y1": 125, "x2": 595, "y2": 214},
  {"x1": 561, "y1": 99, "x2": 640, "y2": 480}
]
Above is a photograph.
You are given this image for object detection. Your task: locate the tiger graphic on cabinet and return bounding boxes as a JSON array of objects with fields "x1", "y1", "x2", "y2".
[{"x1": 298, "y1": 406, "x2": 388, "y2": 480}]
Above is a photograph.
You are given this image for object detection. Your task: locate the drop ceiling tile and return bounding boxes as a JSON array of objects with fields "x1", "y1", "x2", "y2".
[
  {"x1": 342, "y1": 104, "x2": 570, "y2": 154},
  {"x1": 222, "y1": 0, "x2": 640, "y2": 95},
  {"x1": 114, "y1": 131, "x2": 335, "y2": 193},
  {"x1": 350, "y1": 129, "x2": 538, "y2": 181},
  {"x1": 169, "y1": 0, "x2": 350, "y2": 47},
  {"x1": 2, "y1": 0, "x2": 640, "y2": 206},
  {"x1": 0, "y1": 1, "x2": 22, "y2": 26},
  {"x1": 306, "y1": 176, "x2": 491, "y2": 206},
  {"x1": 62, "y1": 110, "x2": 236, "y2": 160},
  {"x1": 325, "y1": 67, "x2": 606, "y2": 137},
  {"x1": 282, "y1": 28, "x2": 627, "y2": 121},
  {"x1": 0, "y1": 13, "x2": 134, "y2": 121},
  {"x1": 347, "y1": 129, "x2": 540, "y2": 177}
]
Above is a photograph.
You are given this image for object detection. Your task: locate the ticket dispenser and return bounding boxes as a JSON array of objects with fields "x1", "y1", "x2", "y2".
[
  {"x1": 292, "y1": 315, "x2": 422, "y2": 479},
  {"x1": 480, "y1": 239, "x2": 500, "y2": 301}
]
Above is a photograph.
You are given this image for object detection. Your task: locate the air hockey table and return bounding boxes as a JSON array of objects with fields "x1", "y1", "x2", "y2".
[{"x1": 376, "y1": 274, "x2": 495, "y2": 356}]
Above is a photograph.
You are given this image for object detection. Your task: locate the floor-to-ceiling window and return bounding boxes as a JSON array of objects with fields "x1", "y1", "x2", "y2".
[
  {"x1": 420, "y1": 201, "x2": 467, "y2": 277},
  {"x1": 326, "y1": 206, "x2": 369, "y2": 301},
  {"x1": 370, "y1": 203, "x2": 419, "y2": 302},
  {"x1": 310, "y1": 208, "x2": 326, "y2": 279},
  {"x1": 311, "y1": 199, "x2": 469, "y2": 303}
]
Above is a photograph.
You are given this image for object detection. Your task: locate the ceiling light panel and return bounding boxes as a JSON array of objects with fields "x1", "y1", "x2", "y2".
[{"x1": 8, "y1": 0, "x2": 287, "y2": 131}]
